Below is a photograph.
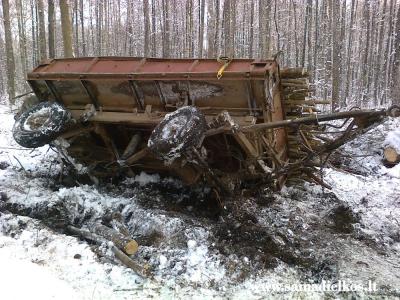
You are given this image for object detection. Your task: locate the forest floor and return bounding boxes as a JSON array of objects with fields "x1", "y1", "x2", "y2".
[{"x1": 1, "y1": 102, "x2": 400, "y2": 299}]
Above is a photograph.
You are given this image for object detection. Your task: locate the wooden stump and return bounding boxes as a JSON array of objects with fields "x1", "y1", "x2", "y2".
[
  {"x1": 91, "y1": 224, "x2": 139, "y2": 255},
  {"x1": 384, "y1": 147, "x2": 400, "y2": 164}
]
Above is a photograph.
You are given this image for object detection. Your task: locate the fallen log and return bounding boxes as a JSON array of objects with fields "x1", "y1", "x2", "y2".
[
  {"x1": 284, "y1": 92, "x2": 309, "y2": 99},
  {"x1": 383, "y1": 130, "x2": 400, "y2": 165},
  {"x1": 284, "y1": 98, "x2": 330, "y2": 104},
  {"x1": 280, "y1": 67, "x2": 309, "y2": 78},
  {"x1": 67, "y1": 225, "x2": 149, "y2": 278},
  {"x1": 67, "y1": 225, "x2": 103, "y2": 244},
  {"x1": 90, "y1": 223, "x2": 138, "y2": 255},
  {"x1": 281, "y1": 82, "x2": 310, "y2": 89},
  {"x1": 111, "y1": 245, "x2": 150, "y2": 277},
  {"x1": 110, "y1": 217, "x2": 131, "y2": 238},
  {"x1": 383, "y1": 147, "x2": 400, "y2": 164},
  {"x1": 281, "y1": 78, "x2": 308, "y2": 85}
]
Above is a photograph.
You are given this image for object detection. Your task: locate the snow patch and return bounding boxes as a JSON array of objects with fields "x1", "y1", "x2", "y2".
[
  {"x1": 124, "y1": 171, "x2": 161, "y2": 186},
  {"x1": 23, "y1": 106, "x2": 51, "y2": 131},
  {"x1": 383, "y1": 130, "x2": 400, "y2": 153}
]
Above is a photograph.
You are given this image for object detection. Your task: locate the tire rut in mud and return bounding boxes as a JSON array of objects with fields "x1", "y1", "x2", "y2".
[
  {"x1": 102, "y1": 180, "x2": 365, "y2": 281},
  {"x1": 0, "y1": 175, "x2": 370, "y2": 284}
]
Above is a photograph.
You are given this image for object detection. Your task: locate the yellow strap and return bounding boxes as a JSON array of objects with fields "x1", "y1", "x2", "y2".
[{"x1": 217, "y1": 56, "x2": 232, "y2": 79}]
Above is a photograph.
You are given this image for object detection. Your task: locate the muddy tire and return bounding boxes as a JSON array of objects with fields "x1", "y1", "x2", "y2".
[
  {"x1": 13, "y1": 101, "x2": 72, "y2": 148},
  {"x1": 148, "y1": 106, "x2": 207, "y2": 163},
  {"x1": 388, "y1": 105, "x2": 400, "y2": 118}
]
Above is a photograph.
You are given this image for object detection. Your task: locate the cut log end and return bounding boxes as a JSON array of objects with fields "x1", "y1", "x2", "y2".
[
  {"x1": 384, "y1": 146, "x2": 400, "y2": 164},
  {"x1": 124, "y1": 240, "x2": 139, "y2": 255}
]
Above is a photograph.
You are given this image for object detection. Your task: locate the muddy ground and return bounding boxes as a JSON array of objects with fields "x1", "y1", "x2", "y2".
[{"x1": 1, "y1": 104, "x2": 400, "y2": 299}]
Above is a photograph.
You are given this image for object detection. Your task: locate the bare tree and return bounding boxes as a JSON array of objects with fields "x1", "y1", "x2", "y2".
[
  {"x1": 2, "y1": 0, "x2": 15, "y2": 102},
  {"x1": 80, "y1": 0, "x2": 86, "y2": 56},
  {"x1": 331, "y1": 0, "x2": 341, "y2": 111},
  {"x1": 151, "y1": 0, "x2": 156, "y2": 56},
  {"x1": 161, "y1": 0, "x2": 171, "y2": 57},
  {"x1": 360, "y1": 0, "x2": 371, "y2": 105},
  {"x1": 37, "y1": 0, "x2": 46, "y2": 60},
  {"x1": 344, "y1": 0, "x2": 356, "y2": 105},
  {"x1": 59, "y1": 0, "x2": 74, "y2": 57},
  {"x1": 301, "y1": 0, "x2": 311, "y2": 68},
  {"x1": 198, "y1": 0, "x2": 205, "y2": 57},
  {"x1": 373, "y1": 0, "x2": 387, "y2": 105},
  {"x1": 17, "y1": 0, "x2": 28, "y2": 74},
  {"x1": 258, "y1": 0, "x2": 270, "y2": 58},
  {"x1": 249, "y1": 0, "x2": 254, "y2": 57},
  {"x1": 48, "y1": 0, "x2": 55, "y2": 58},
  {"x1": 391, "y1": 2, "x2": 400, "y2": 104},
  {"x1": 143, "y1": 0, "x2": 151, "y2": 56}
]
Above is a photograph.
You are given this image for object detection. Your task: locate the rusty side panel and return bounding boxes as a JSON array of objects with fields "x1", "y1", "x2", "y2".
[
  {"x1": 27, "y1": 57, "x2": 288, "y2": 185},
  {"x1": 28, "y1": 57, "x2": 283, "y2": 116},
  {"x1": 29, "y1": 57, "x2": 276, "y2": 78}
]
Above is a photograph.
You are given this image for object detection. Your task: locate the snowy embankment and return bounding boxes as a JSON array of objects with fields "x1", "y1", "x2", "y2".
[{"x1": 1, "y1": 102, "x2": 400, "y2": 299}]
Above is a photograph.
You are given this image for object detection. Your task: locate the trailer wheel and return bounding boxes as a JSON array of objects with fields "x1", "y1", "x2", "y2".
[
  {"x1": 388, "y1": 105, "x2": 400, "y2": 118},
  {"x1": 148, "y1": 106, "x2": 207, "y2": 163},
  {"x1": 13, "y1": 101, "x2": 72, "y2": 148}
]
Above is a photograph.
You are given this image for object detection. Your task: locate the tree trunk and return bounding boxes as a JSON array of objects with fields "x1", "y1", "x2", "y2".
[
  {"x1": 344, "y1": 0, "x2": 356, "y2": 105},
  {"x1": 249, "y1": 0, "x2": 254, "y2": 57},
  {"x1": 323, "y1": 0, "x2": 331, "y2": 102},
  {"x1": 37, "y1": 0, "x2": 47, "y2": 61},
  {"x1": 382, "y1": 0, "x2": 395, "y2": 104},
  {"x1": 48, "y1": 0, "x2": 55, "y2": 58},
  {"x1": 2, "y1": 0, "x2": 16, "y2": 103},
  {"x1": 332, "y1": 0, "x2": 341, "y2": 108},
  {"x1": 198, "y1": 0, "x2": 205, "y2": 57},
  {"x1": 80, "y1": 0, "x2": 86, "y2": 56},
  {"x1": 223, "y1": 0, "x2": 232, "y2": 56},
  {"x1": 213, "y1": 0, "x2": 220, "y2": 56},
  {"x1": 258, "y1": 0, "x2": 270, "y2": 58},
  {"x1": 291, "y1": 0, "x2": 298, "y2": 65},
  {"x1": 143, "y1": 0, "x2": 151, "y2": 56},
  {"x1": 301, "y1": 0, "x2": 311, "y2": 68},
  {"x1": 390, "y1": 0, "x2": 400, "y2": 104},
  {"x1": 313, "y1": 0, "x2": 319, "y2": 84},
  {"x1": 372, "y1": 0, "x2": 387, "y2": 105},
  {"x1": 162, "y1": 0, "x2": 170, "y2": 57},
  {"x1": 360, "y1": 0, "x2": 371, "y2": 106},
  {"x1": 73, "y1": 0, "x2": 79, "y2": 56},
  {"x1": 17, "y1": 0, "x2": 28, "y2": 75},
  {"x1": 30, "y1": 0, "x2": 38, "y2": 65},
  {"x1": 59, "y1": 0, "x2": 74, "y2": 57},
  {"x1": 273, "y1": 0, "x2": 280, "y2": 53},
  {"x1": 207, "y1": 0, "x2": 216, "y2": 57},
  {"x1": 331, "y1": 0, "x2": 340, "y2": 111},
  {"x1": 151, "y1": 0, "x2": 156, "y2": 56}
]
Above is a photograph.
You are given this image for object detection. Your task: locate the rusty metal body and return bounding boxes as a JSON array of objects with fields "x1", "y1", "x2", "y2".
[
  {"x1": 27, "y1": 57, "x2": 288, "y2": 188},
  {"x1": 26, "y1": 57, "x2": 396, "y2": 190}
]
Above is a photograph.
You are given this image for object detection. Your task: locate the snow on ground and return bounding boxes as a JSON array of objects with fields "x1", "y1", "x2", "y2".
[
  {"x1": 1, "y1": 102, "x2": 400, "y2": 299},
  {"x1": 383, "y1": 129, "x2": 400, "y2": 153}
]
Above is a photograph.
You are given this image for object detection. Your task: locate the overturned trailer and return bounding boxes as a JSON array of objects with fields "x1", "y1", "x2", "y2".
[{"x1": 13, "y1": 57, "x2": 400, "y2": 192}]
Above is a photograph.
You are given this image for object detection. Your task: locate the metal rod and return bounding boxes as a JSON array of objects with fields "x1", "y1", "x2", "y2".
[
  {"x1": 44, "y1": 80, "x2": 63, "y2": 104},
  {"x1": 80, "y1": 80, "x2": 100, "y2": 109},
  {"x1": 205, "y1": 109, "x2": 388, "y2": 136},
  {"x1": 154, "y1": 81, "x2": 166, "y2": 109},
  {"x1": 128, "y1": 80, "x2": 144, "y2": 110},
  {"x1": 241, "y1": 109, "x2": 387, "y2": 132}
]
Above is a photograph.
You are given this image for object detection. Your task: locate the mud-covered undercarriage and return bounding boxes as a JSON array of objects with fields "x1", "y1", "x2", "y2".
[{"x1": 13, "y1": 57, "x2": 400, "y2": 193}]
